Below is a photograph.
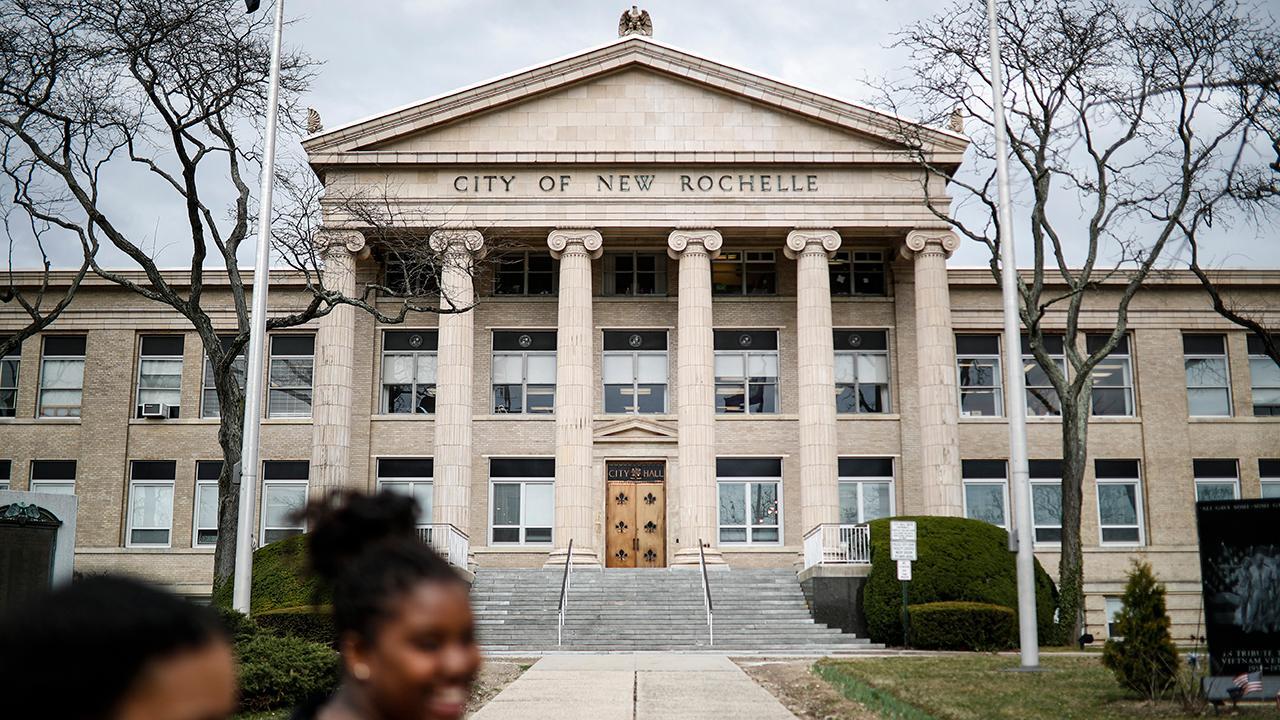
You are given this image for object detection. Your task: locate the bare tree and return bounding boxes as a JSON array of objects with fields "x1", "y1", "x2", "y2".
[
  {"x1": 880, "y1": 0, "x2": 1280, "y2": 641},
  {"x1": 0, "y1": 0, "x2": 493, "y2": 588},
  {"x1": 0, "y1": 214, "x2": 94, "y2": 362}
]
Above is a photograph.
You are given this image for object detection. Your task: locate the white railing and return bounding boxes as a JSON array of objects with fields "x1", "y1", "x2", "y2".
[
  {"x1": 698, "y1": 539, "x2": 714, "y2": 646},
  {"x1": 417, "y1": 524, "x2": 470, "y2": 570},
  {"x1": 557, "y1": 539, "x2": 573, "y2": 647},
  {"x1": 802, "y1": 523, "x2": 872, "y2": 570}
]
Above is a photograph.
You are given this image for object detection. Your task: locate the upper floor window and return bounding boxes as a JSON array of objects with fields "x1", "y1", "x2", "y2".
[
  {"x1": 712, "y1": 250, "x2": 776, "y2": 295},
  {"x1": 194, "y1": 460, "x2": 222, "y2": 547},
  {"x1": 261, "y1": 460, "x2": 309, "y2": 544},
  {"x1": 717, "y1": 457, "x2": 782, "y2": 545},
  {"x1": 714, "y1": 330, "x2": 778, "y2": 414},
  {"x1": 382, "y1": 331, "x2": 438, "y2": 414},
  {"x1": 267, "y1": 335, "x2": 315, "y2": 418},
  {"x1": 39, "y1": 335, "x2": 86, "y2": 418},
  {"x1": 137, "y1": 336, "x2": 183, "y2": 419},
  {"x1": 828, "y1": 250, "x2": 887, "y2": 296},
  {"x1": 1193, "y1": 459, "x2": 1239, "y2": 501},
  {"x1": 834, "y1": 330, "x2": 890, "y2": 414},
  {"x1": 383, "y1": 257, "x2": 439, "y2": 298},
  {"x1": 604, "y1": 253, "x2": 667, "y2": 296},
  {"x1": 1095, "y1": 459, "x2": 1144, "y2": 546},
  {"x1": 1088, "y1": 333, "x2": 1135, "y2": 416},
  {"x1": 1023, "y1": 334, "x2": 1064, "y2": 417},
  {"x1": 489, "y1": 458, "x2": 554, "y2": 545},
  {"x1": 1, "y1": 337, "x2": 19, "y2": 418},
  {"x1": 1261, "y1": 459, "x2": 1280, "y2": 499},
  {"x1": 202, "y1": 336, "x2": 247, "y2": 419},
  {"x1": 494, "y1": 252, "x2": 556, "y2": 296},
  {"x1": 1247, "y1": 335, "x2": 1280, "y2": 416},
  {"x1": 962, "y1": 459, "x2": 1008, "y2": 529},
  {"x1": 1183, "y1": 334, "x2": 1231, "y2": 416},
  {"x1": 30, "y1": 459, "x2": 75, "y2": 494},
  {"x1": 492, "y1": 331, "x2": 556, "y2": 414},
  {"x1": 838, "y1": 457, "x2": 894, "y2": 524},
  {"x1": 127, "y1": 460, "x2": 176, "y2": 547},
  {"x1": 956, "y1": 335, "x2": 1002, "y2": 417},
  {"x1": 603, "y1": 331, "x2": 668, "y2": 414},
  {"x1": 0, "y1": 459, "x2": 10, "y2": 491},
  {"x1": 377, "y1": 458, "x2": 434, "y2": 526},
  {"x1": 1030, "y1": 460, "x2": 1063, "y2": 544}
]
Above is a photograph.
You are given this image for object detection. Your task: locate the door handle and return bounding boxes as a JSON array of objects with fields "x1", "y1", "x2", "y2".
[{"x1": 633, "y1": 537, "x2": 639, "y2": 550}]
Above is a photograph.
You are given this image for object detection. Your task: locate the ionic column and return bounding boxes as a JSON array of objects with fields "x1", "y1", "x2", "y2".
[
  {"x1": 668, "y1": 230, "x2": 727, "y2": 567},
  {"x1": 310, "y1": 230, "x2": 367, "y2": 494},
  {"x1": 785, "y1": 229, "x2": 843, "y2": 534},
  {"x1": 545, "y1": 229, "x2": 603, "y2": 568},
  {"x1": 902, "y1": 230, "x2": 963, "y2": 516},
  {"x1": 430, "y1": 229, "x2": 485, "y2": 534}
]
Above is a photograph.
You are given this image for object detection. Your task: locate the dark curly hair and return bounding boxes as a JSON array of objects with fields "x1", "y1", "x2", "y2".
[{"x1": 303, "y1": 490, "x2": 463, "y2": 644}]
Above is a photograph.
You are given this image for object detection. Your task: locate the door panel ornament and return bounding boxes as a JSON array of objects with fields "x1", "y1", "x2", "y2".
[
  {"x1": 643, "y1": 549, "x2": 657, "y2": 563},
  {"x1": 614, "y1": 549, "x2": 629, "y2": 561},
  {"x1": 644, "y1": 520, "x2": 657, "y2": 533},
  {"x1": 614, "y1": 520, "x2": 629, "y2": 533},
  {"x1": 615, "y1": 491, "x2": 629, "y2": 505},
  {"x1": 643, "y1": 492, "x2": 657, "y2": 505}
]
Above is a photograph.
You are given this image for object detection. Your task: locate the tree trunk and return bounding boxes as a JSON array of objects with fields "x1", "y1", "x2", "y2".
[
  {"x1": 212, "y1": 378, "x2": 246, "y2": 591},
  {"x1": 1057, "y1": 394, "x2": 1090, "y2": 644}
]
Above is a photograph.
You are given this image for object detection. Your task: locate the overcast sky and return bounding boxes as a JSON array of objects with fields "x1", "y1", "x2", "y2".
[{"x1": 11, "y1": 0, "x2": 1278, "y2": 269}]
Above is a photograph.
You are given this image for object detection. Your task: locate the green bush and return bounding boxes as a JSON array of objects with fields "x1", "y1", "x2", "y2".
[
  {"x1": 211, "y1": 534, "x2": 327, "y2": 612},
  {"x1": 256, "y1": 605, "x2": 336, "y2": 647},
  {"x1": 908, "y1": 601, "x2": 1018, "y2": 651},
  {"x1": 1102, "y1": 561, "x2": 1179, "y2": 699},
  {"x1": 216, "y1": 606, "x2": 260, "y2": 642},
  {"x1": 235, "y1": 633, "x2": 340, "y2": 713},
  {"x1": 863, "y1": 516, "x2": 1058, "y2": 646}
]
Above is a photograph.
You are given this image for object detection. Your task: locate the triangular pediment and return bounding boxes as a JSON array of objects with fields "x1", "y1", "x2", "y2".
[
  {"x1": 594, "y1": 417, "x2": 678, "y2": 443},
  {"x1": 304, "y1": 37, "x2": 966, "y2": 161}
]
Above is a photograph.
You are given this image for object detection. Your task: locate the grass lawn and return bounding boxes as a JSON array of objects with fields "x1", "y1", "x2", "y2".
[{"x1": 817, "y1": 655, "x2": 1280, "y2": 720}]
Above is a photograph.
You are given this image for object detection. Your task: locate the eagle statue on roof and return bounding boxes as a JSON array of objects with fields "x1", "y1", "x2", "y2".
[{"x1": 618, "y1": 5, "x2": 653, "y2": 37}]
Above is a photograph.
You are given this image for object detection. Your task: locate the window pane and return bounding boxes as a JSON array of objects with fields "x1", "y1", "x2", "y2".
[
  {"x1": 525, "y1": 483, "x2": 554, "y2": 528},
  {"x1": 858, "y1": 384, "x2": 887, "y2": 413},
  {"x1": 196, "y1": 484, "x2": 218, "y2": 530},
  {"x1": 1250, "y1": 357, "x2": 1280, "y2": 387},
  {"x1": 958, "y1": 359, "x2": 999, "y2": 387},
  {"x1": 1091, "y1": 359, "x2": 1130, "y2": 387},
  {"x1": 1032, "y1": 484, "x2": 1062, "y2": 528},
  {"x1": 415, "y1": 385, "x2": 436, "y2": 414},
  {"x1": 751, "y1": 483, "x2": 779, "y2": 526},
  {"x1": 714, "y1": 353, "x2": 744, "y2": 379},
  {"x1": 1098, "y1": 484, "x2": 1138, "y2": 526},
  {"x1": 718, "y1": 483, "x2": 746, "y2": 525},
  {"x1": 492, "y1": 484, "x2": 521, "y2": 527},
  {"x1": 268, "y1": 389, "x2": 312, "y2": 416},
  {"x1": 748, "y1": 383, "x2": 777, "y2": 413},
  {"x1": 856, "y1": 354, "x2": 889, "y2": 384},
  {"x1": 526, "y1": 355, "x2": 557, "y2": 384},
  {"x1": 752, "y1": 527, "x2": 779, "y2": 542},
  {"x1": 960, "y1": 390, "x2": 999, "y2": 417},
  {"x1": 264, "y1": 485, "x2": 305, "y2": 528},
  {"x1": 1187, "y1": 388, "x2": 1230, "y2": 416},
  {"x1": 636, "y1": 384, "x2": 665, "y2": 413},
  {"x1": 603, "y1": 354, "x2": 633, "y2": 384},
  {"x1": 1092, "y1": 388, "x2": 1132, "y2": 416},
  {"x1": 130, "y1": 485, "x2": 173, "y2": 530},
  {"x1": 716, "y1": 384, "x2": 745, "y2": 413},
  {"x1": 1195, "y1": 482, "x2": 1237, "y2": 501},
  {"x1": 382, "y1": 354, "x2": 415, "y2": 384},
  {"x1": 604, "y1": 385, "x2": 632, "y2": 413},
  {"x1": 748, "y1": 353, "x2": 778, "y2": 379},
  {"x1": 720, "y1": 527, "x2": 747, "y2": 543},
  {"x1": 413, "y1": 484, "x2": 434, "y2": 524},
  {"x1": 492, "y1": 354, "x2": 523, "y2": 384},
  {"x1": 835, "y1": 385, "x2": 858, "y2": 414},
  {"x1": 838, "y1": 483, "x2": 860, "y2": 523},
  {"x1": 493, "y1": 385, "x2": 522, "y2": 413},
  {"x1": 492, "y1": 527, "x2": 520, "y2": 542},
  {"x1": 1261, "y1": 482, "x2": 1280, "y2": 499},
  {"x1": 525, "y1": 385, "x2": 555, "y2": 413},
  {"x1": 1102, "y1": 527, "x2": 1140, "y2": 543},
  {"x1": 269, "y1": 358, "x2": 313, "y2": 387},
  {"x1": 1, "y1": 358, "x2": 18, "y2": 387},
  {"x1": 525, "y1": 527, "x2": 552, "y2": 543},
  {"x1": 637, "y1": 354, "x2": 667, "y2": 384},
  {"x1": 834, "y1": 355, "x2": 855, "y2": 384},
  {"x1": 1185, "y1": 357, "x2": 1228, "y2": 388},
  {"x1": 416, "y1": 354, "x2": 438, "y2": 384},
  {"x1": 965, "y1": 483, "x2": 1006, "y2": 527},
  {"x1": 42, "y1": 358, "x2": 84, "y2": 389},
  {"x1": 139, "y1": 358, "x2": 183, "y2": 388}
]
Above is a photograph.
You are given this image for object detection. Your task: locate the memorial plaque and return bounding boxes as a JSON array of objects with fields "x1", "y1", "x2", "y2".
[
  {"x1": 0, "y1": 503, "x2": 62, "y2": 613},
  {"x1": 1196, "y1": 499, "x2": 1280, "y2": 674}
]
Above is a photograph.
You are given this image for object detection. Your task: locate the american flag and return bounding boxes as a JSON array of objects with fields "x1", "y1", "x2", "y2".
[{"x1": 1234, "y1": 671, "x2": 1263, "y2": 695}]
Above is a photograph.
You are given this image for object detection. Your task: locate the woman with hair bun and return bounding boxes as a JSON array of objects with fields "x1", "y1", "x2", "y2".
[{"x1": 294, "y1": 490, "x2": 481, "y2": 720}]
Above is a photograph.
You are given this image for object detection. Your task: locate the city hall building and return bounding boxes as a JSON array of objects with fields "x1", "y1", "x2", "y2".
[{"x1": 2, "y1": 31, "x2": 1278, "y2": 638}]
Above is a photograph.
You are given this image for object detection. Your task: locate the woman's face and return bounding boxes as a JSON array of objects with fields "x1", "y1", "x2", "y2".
[
  {"x1": 353, "y1": 581, "x2": 481, "y2": 720},
  {"x1": 114, "y1": 639, "x2": 238, "y2": 720}
]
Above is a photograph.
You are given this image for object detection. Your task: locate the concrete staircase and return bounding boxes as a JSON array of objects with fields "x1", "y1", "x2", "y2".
[{"x1": 472, "y1": 567, "x2": 880, "y2": 653}]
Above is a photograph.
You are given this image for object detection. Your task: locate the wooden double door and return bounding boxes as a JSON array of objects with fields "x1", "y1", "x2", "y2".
[{"x1": 605, "y1": 467, "x2": 666, "y2": 568}]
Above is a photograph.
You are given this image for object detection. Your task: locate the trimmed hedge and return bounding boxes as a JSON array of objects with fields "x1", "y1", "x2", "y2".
[
  {"x1": 908, "y1": 601, "x2": 1017, "y2": 651},
  {"x1": 235, "y1": 633, "x2": 340, "y2": 713},
  {"x1": 863, "y1": 516, "x2": 1058, "y2": 646},
  {"x1": 211, "y1": 534, "x2": 327, "y2": 612},
  {"x1": 256, "y1": 605, "x2": 336, "y2": 647}
]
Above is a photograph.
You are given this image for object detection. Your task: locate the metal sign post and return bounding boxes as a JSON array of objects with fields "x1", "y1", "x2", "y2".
[{"x1": 891, "y1": 521, "x2": 918, "y2": 648}]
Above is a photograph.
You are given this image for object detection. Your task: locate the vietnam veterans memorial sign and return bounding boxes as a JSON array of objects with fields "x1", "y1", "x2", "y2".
[{"x1": 1196, "y1": 499, "x2": 1280, "y2": 675}]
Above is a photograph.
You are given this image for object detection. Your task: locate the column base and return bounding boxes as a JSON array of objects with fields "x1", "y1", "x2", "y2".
[
  {"x1": 670, "y1": 546, "x2": 729, "y2": 570},
  {"x1": 542, "y1": 546, "x2": 602, "y2": 569}
]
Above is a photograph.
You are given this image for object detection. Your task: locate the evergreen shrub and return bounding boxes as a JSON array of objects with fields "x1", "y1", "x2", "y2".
[
  {"x1": 235, "y1": 633, "x2": 340, "y2": 712},
  {"x1": 1102, "y1": 561, "x2": 1179, "y2": 699},
  {"x1": 211, "y1": 534, "x2": 327, "y2": 612},
  {"x1": 255, "y1": 605, "x2": 336, "y2": 646},
  {"x1": 908, "y1": 601, "x2": 1017, "y2": 650}
]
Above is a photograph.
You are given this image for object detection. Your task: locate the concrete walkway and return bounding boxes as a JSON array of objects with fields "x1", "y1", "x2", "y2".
[{"x1": 471, "y1": 654, "x2": 797, "y2": 720}]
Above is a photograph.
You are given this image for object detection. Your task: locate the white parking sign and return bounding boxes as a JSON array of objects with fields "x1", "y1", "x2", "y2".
[{"x1": 890, "y1": 520, "x2": 917, "y2": 561}]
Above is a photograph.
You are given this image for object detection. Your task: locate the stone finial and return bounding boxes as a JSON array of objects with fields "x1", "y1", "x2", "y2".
[
  {"x1": 618, "y1": 5, "x2": 653, "y2": 37},
  {"x1": 306, "y1": 108, "x2": 323, "y2": 135},
  {"x1": 947, "y1": 107, "x2": 964, "y2": 134}
]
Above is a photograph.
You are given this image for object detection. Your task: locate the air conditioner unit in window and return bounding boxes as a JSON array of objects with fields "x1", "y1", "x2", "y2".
[{"x1": 140, "y1": 403, "x2": 171, "y2": 419}]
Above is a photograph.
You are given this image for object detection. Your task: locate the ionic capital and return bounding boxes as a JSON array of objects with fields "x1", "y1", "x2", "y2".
[
  {"x1": 547, "y1": 228, "x2": 603, "y2": 260},
  {"x1": 900, "y1": 229, "x2": 960, "y2": 261},
  {"x1": 783, "y1": 229, "x2": 842, "y2": 260},
  {"x1": 429, "y1": 229, "x2": 485, "y2": 255},
  {"x1": 667, "y1": 229, "x2": 723, "y2": 260},
  {"x1": 317, "y1": 228, "x2": 368, "y2": 259}
]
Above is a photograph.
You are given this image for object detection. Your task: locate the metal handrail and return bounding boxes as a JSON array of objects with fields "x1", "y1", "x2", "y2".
[
  {"x1": 557, "y1": 538, "x2": 573, "y2": 646},
  {"x1": 698, "y1": 539, "x2": 714, "y2": 646}
]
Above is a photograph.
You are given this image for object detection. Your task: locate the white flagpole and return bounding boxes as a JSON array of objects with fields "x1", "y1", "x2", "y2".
[
  {"x1": 986, "y1": 0, "x2": 1040, "y2": 667},
  {"x1": 233, "y1": 0, "x2": 286, "y2": 615}
]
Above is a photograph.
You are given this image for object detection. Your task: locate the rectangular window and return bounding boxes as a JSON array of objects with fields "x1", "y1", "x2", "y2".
[
  {"x1": 194, "y1": 461, "x2": 222, "y2": 547},
  {"x1": 1, "y1": 337, "x2": 19, "y2": 418},
  {"x1": 383, "y1": 257, "x2": 440, "y2": 298},
  {"x1": 962, "y1": 459, "x2": 1008, "y2": 529},
  {"x1": 837, "y1": 457, "x2": 894, "y2": 524},
  {"x1": 38, "y1": 335, "x2": 86, "y2": 418},
  {"x1": 603, "y1": 331, "x2": 668, "y2": 414},
  {"x1": 717, "y1": 457, "x2": 782, "y2": 544},
  {"x1": 267, "y1": 335, "x2": 315, "y2": 418},
  {"x1": 377, "y1": 458, "x2": 434, "y2": 526},
  {"x1": 1030, "y1": 460, "x2": 1063, "y2": 544},
  {"x1": 127, "y1": 461, "x2": 176, "y2": 547},
  {"x1": 604, "y1": 253, "x2": 667, "y2": 296},
  {"x1": 29, "y1": 460, "x2": 75, "y2": 494},
  {"x1": 1261, "y1": 459, "x2": 1280, "y2": 499},
  {"x1": 1105, "y1": 597, "x2": 1124, "y2": 638},
  {"x1": 1247, "y1": 335, "x2": 1280, "y2": 416},
  {"x1": 0, "y1": 459, "x2": 10, "y2": 491},
  {"x1": 493, "y1": 252, "x2": 556, "y2": 296},
  {"x1": 714, "y1": 330, "x2": 779, "y2": 414},
  {"x1": 711, "y1": 250, "x2": 777, "y2": 295},
  {"x1": 1023, "y1": 334, "x2": 1064, "y2": 417},
  {"x1": 136, "y1": 336, "x2": 183, "y2": 418},
  {"x1": 834, "y1": 330, "x2": 890, "y2": 414},
  {"x1": 202, "y1": 336, "x2": 247, "y2": 419},
  {"x1": 491, "y1": 331, "x2": 556, "y2": 414},
  {"x1": 261, "y1": 461, "x2": 308, "y2": 544},
  {"x1": 1096, "y1": 459, "x2": 1144, "y2": 545},
  {"x1": 382, "y1": 331, "x2": 439, "y2": 414},
  {"x1": 828, "y1": 250, "x2": 887, "y2": 296},
  {"x1": 1184, "y1": 334, "x2": 1232, "y2": 416},
  {"x1": 1087, "y1": 333, "x2": 1135, "y2": 416},
  {"x1": 957, "y1": 335, "x2": 1003, "y2": 417},
  {"x1": 1193, "y1": 459, "x2": 1239, "y2": 501},
  {"x1": 489, "y1": 458, "x2": 554, "y2": 545}
]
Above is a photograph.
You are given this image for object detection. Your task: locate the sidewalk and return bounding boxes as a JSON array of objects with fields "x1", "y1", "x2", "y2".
[{"x1": 471, "y1": 654, "x2": 797, "y2": 720}]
